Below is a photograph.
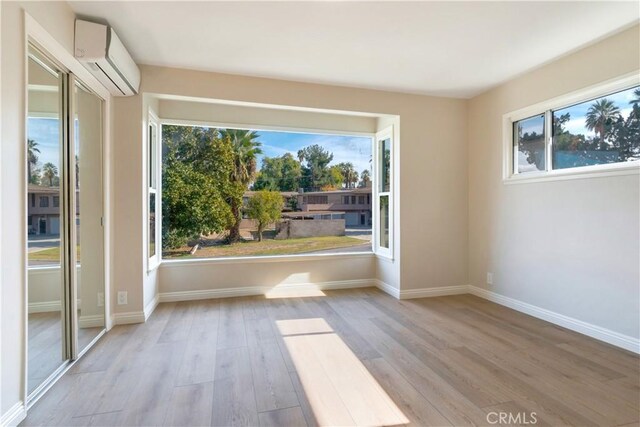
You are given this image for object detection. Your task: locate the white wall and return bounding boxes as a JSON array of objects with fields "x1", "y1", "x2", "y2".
[
  {"x1": 468, "y1": 25, "x2": 640, "y2": 340},
  {"x1": 1, "y1": 0, "x2": 76, "y2": 418}
]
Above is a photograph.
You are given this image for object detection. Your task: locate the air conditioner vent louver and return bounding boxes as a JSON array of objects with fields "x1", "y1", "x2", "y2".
[{"x1": 74, "y1": 19, "x2": 140, "y2": 97}]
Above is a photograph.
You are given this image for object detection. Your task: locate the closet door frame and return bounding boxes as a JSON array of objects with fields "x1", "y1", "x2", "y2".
[{"x1": 24, "y1": 12, "x2": 112, "y2": 407}]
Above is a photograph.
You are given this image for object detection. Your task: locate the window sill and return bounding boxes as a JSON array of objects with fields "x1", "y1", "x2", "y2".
[
  {"x1": 504, "y1": 162, "x2": 639, "y2": 185},
  {"x1": 159, "y1": 251, "x2": 375, "y2": 267}
]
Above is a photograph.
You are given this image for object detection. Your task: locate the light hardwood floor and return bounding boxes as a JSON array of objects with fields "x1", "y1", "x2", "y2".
[
  {"x1": 22, "y1": 288, "x2": 639, "y2": 426},
  {"x1": 28, "y1": 312, "x2": 103, "y2": 394}
]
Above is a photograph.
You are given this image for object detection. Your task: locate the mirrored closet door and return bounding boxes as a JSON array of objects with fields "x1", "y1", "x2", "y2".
[
  {"x1": 27, "y1": 45, "x2": 67, "y2": 396},
  {"x1": 26, "y1": 44, "x2": 106, "y2": 398}
]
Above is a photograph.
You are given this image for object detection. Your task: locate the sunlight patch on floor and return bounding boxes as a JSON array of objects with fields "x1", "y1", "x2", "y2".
[
  {"x1": 264, "y1": 287, "x2": 327, "y2": 299},
  {"x1": 276, "y1": 318, "x2": 409, "y2": 426}
]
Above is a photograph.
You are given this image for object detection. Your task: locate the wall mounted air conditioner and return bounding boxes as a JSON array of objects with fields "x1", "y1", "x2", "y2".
[{"x1": 74, "y1": 19, "x2": 140, "y2": 96}]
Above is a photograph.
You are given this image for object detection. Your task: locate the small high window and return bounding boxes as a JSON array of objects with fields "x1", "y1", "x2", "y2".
[
  {"x1": 39, "y1": 196, "x2": 49, "y2": 207},
  {"x1": 506, "y1": 79, "x2": 640, "y2": 180}
]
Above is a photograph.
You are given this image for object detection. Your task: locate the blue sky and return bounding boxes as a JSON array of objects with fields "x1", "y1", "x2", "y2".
[
  {"x1": 28, "y1": 119, "x2": 374, "y2": 178},
  {"x1": 256, "y1": 130, "x2": 372, "y2": 174},
  {"x1": 520, "y1": 86, "x2": 637, "y2": 136},
  {"x1": 558, "y1": 86, "x2": 635, "y2": 137},
  {"x1": 28, "y1": 117, "x2": 60, "y2": 169}
]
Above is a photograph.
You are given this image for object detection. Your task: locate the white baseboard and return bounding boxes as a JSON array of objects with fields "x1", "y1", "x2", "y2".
[
  {"x1": 78, "y1": 314, "x2": 105, "y2": 328},
  {"x1": 28, "y1": 301, "x2": 60, "y2": 313},
  {"x1": 468, "y1": 285, "x2": 640, "y2": 354},
  {"x1": 400, "y1": 284, "x2": 469, "y2": 299},
  {"x1": 113, "y1": 311, "x2": 145, "y2": 325},
  {"x1": 0, "y1": 401, "x2": 26, "y2": 427},
  {"x1": 28, "y1": 298, "x2": 83, "y2": 314},
  {"x1": 144, "y1": 294, "x2": 160, "y2": 320},
  {"x1": 159, "y1": 279, "x2": 376, "y2": 302},
  {"x1": 374, "y1": 279, "x2": 400, "y2": 299}
]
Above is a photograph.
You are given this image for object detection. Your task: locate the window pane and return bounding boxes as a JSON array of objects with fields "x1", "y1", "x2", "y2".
[
  {"x1": 514, "y1": 114, "x2": 545, "y2": 173},
  {"x1": 149, "y1": 192, "x2": 156, "y2": 257},
  {"x1": 149, "y1": 124, "x2": 156, "y2": 188},
  {"x1": 379, "y1": 195, "x2": 389, "y2": 249},
  {"x1": 552, "y1": 86, "x2": 640, "y2": 169},
  {"x1": 162, "y1": 125, "x2": 372, "y2": 258},
  {"x1": 380, "y1": 138, "x2": 391, "y2": 192}
]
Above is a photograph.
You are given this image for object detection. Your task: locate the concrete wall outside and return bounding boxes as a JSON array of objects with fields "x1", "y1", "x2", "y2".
[{"x1": 275, "y1": 219, "x2": 345, "y2": 239}]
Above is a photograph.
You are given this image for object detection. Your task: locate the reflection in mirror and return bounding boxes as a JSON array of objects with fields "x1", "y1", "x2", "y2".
[
  {"x1": 27, "y1": 46, "x2": 66, "y2": 394},
  {"x1": 74, "y1": 81, "x2": 105, "y2": 353}
]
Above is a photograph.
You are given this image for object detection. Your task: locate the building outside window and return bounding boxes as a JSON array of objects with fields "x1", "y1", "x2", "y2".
[{"x1": 158, "y1": 125, "x2": 376, "y2": 259}]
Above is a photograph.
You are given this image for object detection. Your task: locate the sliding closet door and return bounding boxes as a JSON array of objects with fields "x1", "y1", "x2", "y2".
[
  {"x1": 26, "y1": 45, "x2": 68, "y2": 394},
  {"x1": 72, "y1": 79, "x2": 105, "y2": 353},
  {"x1": 26, "y1": 44, "x2": 106, "y2": 399}
]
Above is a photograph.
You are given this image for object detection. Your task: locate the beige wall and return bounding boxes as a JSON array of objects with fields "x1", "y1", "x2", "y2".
[
  {"x1": 159, "y1": 98, "x2": 379, "y2": 134},
  {"x1": 110, "y1": 64, "x2": 467, "y2": 312},
  {"x1": 468, "y1": 25, "x2": 640, "y2": 339},
  {"x1": 1, "y1": 0, "x2": 76, "y2": 416}
]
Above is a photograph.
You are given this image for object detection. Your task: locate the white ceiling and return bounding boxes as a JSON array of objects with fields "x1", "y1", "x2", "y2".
[{"x1": 68, "y1": 1, "x2": 639, "y2": 98}]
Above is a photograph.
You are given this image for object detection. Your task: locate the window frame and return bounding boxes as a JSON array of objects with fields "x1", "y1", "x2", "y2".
[
  {"x1": 157, "y1": 118, "x2": 379, "y2": 263},
  {"x1": 503, "y1": 73, "x2": 640, "y2": 184},
  {"x1": 147, "y1": 112, "x2": 161, "y2": 271},
  {"x1": 373, "y1": 126, "x2": 393, "y2": 259}
]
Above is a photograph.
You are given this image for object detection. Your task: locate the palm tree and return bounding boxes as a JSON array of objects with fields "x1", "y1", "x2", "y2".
[
  {"x1": 359, "y1": 169, "x2": 371, "y2": 188},
  {"x1": 27, "y1": 139, "x2": 40, "y2": 183},
  {"x1": 42, "y1": 162, "x2": 58, "y2": 186},
  {"x1": 585, "y1": 99, "x2": 620, "y2": 143},
  {"x1": 629, "y1": 88, "x2": 640, "y2": 107},
  {"x1": 219, "y1": 129, "x2": 263, "y2": 242},
  {"x1": 337, "y1": 162, "x2": 358, "y2": 189}
]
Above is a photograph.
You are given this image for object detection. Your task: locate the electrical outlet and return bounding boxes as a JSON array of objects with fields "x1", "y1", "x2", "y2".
[
  {"x1": 117, "y1": 291, "x2": 128, "y2": 305},
  {"x1": 97, "y1": 292, "x2": 105, "y2": 307},
  {"x1": 486, "y1": 272, "x2": 493, "y2": 286}
]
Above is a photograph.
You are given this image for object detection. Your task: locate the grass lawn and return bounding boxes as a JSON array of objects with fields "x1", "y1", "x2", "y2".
[
  {"x1": 29, "y1": 246, "x2": 80, "y2": 262},
  {"x1": 163, "y1": 235, "x2": 368, "y2": 258}
]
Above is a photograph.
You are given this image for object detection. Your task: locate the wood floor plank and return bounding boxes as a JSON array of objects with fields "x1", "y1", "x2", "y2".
[
  {"x1": 174, "y1": 300, "x2": 219, "y2": 386},
  {"x1": 288, "y1": 371, "x2": 319, "y2": 427},
  {"x1": 68, "y1": 411, "x2": 123, "y2": 426},
  {"x1": 258, "y1": 406, "x2": 308, "y2": 427},
  {"x1": 217, "y1": 298, "x2": 248, "y2": 350},
  {"x1": 21, "y1": 288, "x2": 639, "y2": 427},
  {"x1": 116, "y1": 341, "x2": 186, "y2": 426},
  {"x1": 211, "y1": 347, "x2": 259, "y2": 427},
  {"x1": 249, "y1": 340, "x2": 299, "y2": 412},
  {"x1": 158, "y1": 301, "x2": 196, "y2": 343},
  {"x1": 369, "y1": 316, "x2": 511, "y2": 408},
  {"x1": 363, "y1": 357, "x2": 452, "y2": 426},
  {"x1": 163, "y1": 382, "x2": 214, "y2": 426}
]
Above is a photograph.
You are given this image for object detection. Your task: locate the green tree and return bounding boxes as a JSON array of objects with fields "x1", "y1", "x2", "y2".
[
  {"x1": 585, "y1": 99, "x2": 621, "y2": 144},
  {"x1": 359, "y1": 169, "x2": 371, "y2": 188},
  {"x1": 336, "y1": 162, "x2": 359, "y2": 189},
  {"x1": 253, "y1": 153, "x2": 301, "y2": 191},
  {"x1": 27, "y1": 139, "x2": 40, "y2": 184},
  {"x1": 42, "y1": 162, "x2": 58, "y2": 186},
  {"x1": 246, "y1": 190, "x2": 282, "y2": 242},
  {"x1": 629, "y1": 88, "x2": 640, "y2": 107},
  {"x1": 297, "y1": 144, "x2": 334, "y2": 190},
  {"x1": 162, "y1": 125, "x2": 235, "y2": 249},
  {"x1": 610, "y1": 104, "x2": 640, "y2": 162},
  {"x1": 219, "y1": 129, "x2": 263, "y2": 242}
]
